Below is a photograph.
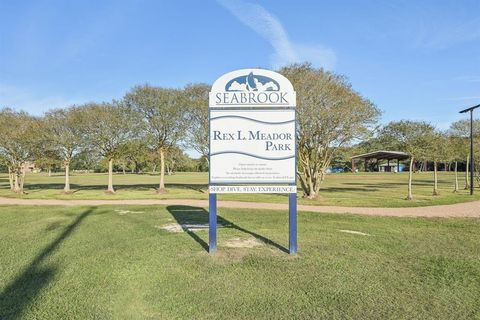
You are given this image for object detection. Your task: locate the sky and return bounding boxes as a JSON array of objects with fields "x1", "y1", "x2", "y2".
[{"x1": 1, "y1": 0, "x2": 479, "y2": 130}]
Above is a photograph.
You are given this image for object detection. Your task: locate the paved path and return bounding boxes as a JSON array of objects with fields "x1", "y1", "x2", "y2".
[{"x1": 0, "y1": 197, "x2": 479, "y2": 217}]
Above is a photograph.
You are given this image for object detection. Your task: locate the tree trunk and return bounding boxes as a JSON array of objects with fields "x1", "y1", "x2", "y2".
[
  {"x1": 107, "y1": 158, "x2": 115, "y2": 193},
  {"x1": 14, "y1": 171, "x2": 20, "y2": 193},
  {"x1": 48, "y1": 167, "x2": 52, "y2": 177},
  {"x1": 298, "y1": 171, "x2": 309, "y2": 198},
  {"x1": 8, "y1": 166, "x2": 14, "y2": 191},
  {"x1": 19, "y1": 165, "x2": 26, "y2": 193},
  {"x1": 64, "y1": 163, "x2": 71, "y2": 193},
  {"x1": 433, "y1": 161, "x2": 439, "y2": 196},
  {"x1": 407, "y1": 157, "x2": 414, "y2": 200},
  {"x1": 300, "y1": 163, "x2": 325, "y2": 199},
  {"x1": 306, "y1": 169, "x2": 316, "y2": 199},
  {"x1": 454, "y1": 161, "x2": 459, "y2": 193},
  {"x1": 477, "y1": 162, "x2": 480, "y2": 187},
  {"x1": 158, "y1": 148, "x2": 166, "y2": 193},
  {"x1": 152, "y1": 164, "x2": 157, "y2": 174},
  {"x1": 465, "y1": 155, "x2": 470, "y2": 189}
]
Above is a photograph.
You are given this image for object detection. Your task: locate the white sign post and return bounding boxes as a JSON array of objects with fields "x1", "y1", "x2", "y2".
[{"x1": 209, "y1": 68, "x2": 297, "y2": 254}]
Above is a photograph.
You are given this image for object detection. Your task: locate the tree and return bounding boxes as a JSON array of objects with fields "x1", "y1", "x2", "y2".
[
  {"x1": 82, "y1": 102, "x2": 139, "y2": 193},
  {"x1": 447, "y1": 133, "x2": 466, "y2": 192},
  {"x1": 279, "y1": 64, "x2": 380, "y2": 198},
  {"x1": 430, "y1": 131, "x2": 450, "y2": 196},
  {"x1": 379, "y1": 121, "x2": 435, "y2": 200},
  {"x1": 165, "y1": 146, "x2": 190, "y2": 175},
  {"x1": 449, "y1": 119, "x2": 480, "y2": 189},
  {"x1": 70, "y1": 149, "x2": 101, "y2": 172},
  {"x1": 0, "y1": 108, "x2": 38, "y2": 193},
  {"x1": 42, "y1": 106, "x2": 86, "y2": 192},
  {"x1": 34, "y1": 149, "x2": 61, "y2": 176},
  {"x1": 184, "y1": 83, "x2": 210, "y2": 161},
  {"x1": 116, "y1": 139, "x2": 151, "y2": 174},
  {"x1": 124, "y1": 85, "x2": 189, "y2": 193}
]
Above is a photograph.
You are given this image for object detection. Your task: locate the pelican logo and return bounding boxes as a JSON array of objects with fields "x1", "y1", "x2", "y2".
[{"x1": 225, "y1": 72, "x2": 280, "y2": 92}]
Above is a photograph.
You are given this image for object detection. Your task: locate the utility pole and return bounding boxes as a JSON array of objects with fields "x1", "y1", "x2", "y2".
[{"x1": 459, "y1": 104, "x2": 479, "y2": 195}]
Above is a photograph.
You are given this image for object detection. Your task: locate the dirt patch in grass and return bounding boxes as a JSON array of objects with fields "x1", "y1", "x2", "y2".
[
  {"x1": 224, "y1": 237, "x2": 263, "y2": 248},
  {"x1": 156, "y1": 223, "x2": 184, "y2": 233},
  {"x1": 156, "y1": 223, "x2": 225, "y2": 233},
  {"x1": 338, "y1": 229, "x2": 370, "y2": 236},
  {"x1": 114, "y1": 209, "x2": 145, "y2": 215}
]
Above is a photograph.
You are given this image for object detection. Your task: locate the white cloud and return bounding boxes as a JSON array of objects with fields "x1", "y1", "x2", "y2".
[
  {"x1": 291, "y1": 43, "x2": 336, "y2": 70},
  {"x1": 217, "y1": 0, "x2": 336, "y2": 69}
]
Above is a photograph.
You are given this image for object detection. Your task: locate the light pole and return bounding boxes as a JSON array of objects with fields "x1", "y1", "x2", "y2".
[{"x1": 459, "y1": 104, "x2": 479, "y2": 195}]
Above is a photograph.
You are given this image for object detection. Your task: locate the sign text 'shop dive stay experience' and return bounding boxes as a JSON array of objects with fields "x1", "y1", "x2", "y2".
[{"x1": 208, "y1": 69, "x2": 298, "y2": 254}]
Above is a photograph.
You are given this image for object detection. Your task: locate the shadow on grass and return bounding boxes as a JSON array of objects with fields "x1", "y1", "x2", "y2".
[
  {"x1": 0, "y1": 208, "x2": 93, "y2": 320},
  {"x1": 343, "y1": 180, "x2": 440, "y2": 188},
  {"x1": 15, "y1": 183, "x2": 209, "y2": 193},
  {"x1": 321, "y1": 187, "x2": 380, "y2": 193},
  {"x1": 166, "y1": 205, "x2": 288, "y2": 253}
]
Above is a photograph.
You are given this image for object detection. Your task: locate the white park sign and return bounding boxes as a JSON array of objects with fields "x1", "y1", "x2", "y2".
[
  {"x1": 208, "y1": 68, "x2": 298, "y2": 254},
  {"x1": 209, "y1": 68, "x2": 296, "y2": 185}
]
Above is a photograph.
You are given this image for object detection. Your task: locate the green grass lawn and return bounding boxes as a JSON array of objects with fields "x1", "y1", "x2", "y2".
[
  {"x1": 1, "y1": 171, "x2": 479, "y2": 207},
  {"x1": 0, "y1": 205, "x2": 479, "y2": 319}
]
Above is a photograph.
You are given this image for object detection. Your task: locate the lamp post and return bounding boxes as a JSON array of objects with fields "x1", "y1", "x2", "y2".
[{"x1": 459, "y1": 104, "x2": 479, "y2": 195}]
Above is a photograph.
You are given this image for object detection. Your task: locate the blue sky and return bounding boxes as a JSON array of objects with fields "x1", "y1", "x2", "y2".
[{"x1": 1, "y1": 0, "x2": 479, "y2": 129}]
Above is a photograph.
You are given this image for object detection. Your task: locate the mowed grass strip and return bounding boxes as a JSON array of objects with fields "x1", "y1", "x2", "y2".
[
  {"x1": 0, "y1": 171, "x2": 479, "y2": 207},
  {"x1": 0, "y1": 205, "x2": 479, "y2": 319}
]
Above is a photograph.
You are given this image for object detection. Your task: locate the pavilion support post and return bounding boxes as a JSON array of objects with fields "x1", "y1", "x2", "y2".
[
  {"x1": 387, "y1": 159, "x2": 390, "y2": 172},
  {"x1": 397, "y1": 159, "x2": 400, "y2": 173}
]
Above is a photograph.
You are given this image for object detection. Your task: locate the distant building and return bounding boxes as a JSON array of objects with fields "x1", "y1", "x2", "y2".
[
  {"x1": 22, "y1": 162, "x2": 38, "y2": 173},
  {"x1": 351, "y1": 151, "x2": 410, "y2": 172},
  {"x1": 378, "y1": 163, "x2": 406, "y2": 173}
]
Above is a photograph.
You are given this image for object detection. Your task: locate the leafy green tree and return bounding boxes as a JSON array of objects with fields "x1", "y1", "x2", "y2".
[
  {"x1": 0, "y1": 154, "x2": 11, "y2": 185},
  {"x1": 165, "y1": 146, "x2": 190, "y2": 175},
  {"x1": 116, "y1": 139, "x2": 151, "y2": 174},
  {"x1": 430, "y1": 131, "x2": 450, "y2": 196},
  {"x1": 82, "y1": 102, "x2": 139, "y2": 193},
  {"x1": 42, "y1": 106, "x2": 86, "y2": 192},
  {"x1": 70, "y1": 149, "x2": 101, "y2": 172},
  {"x1": 34, "y1": 150, "x2": 61, "y2": 176},
  {"x1": 124, "y1": 85, "x2": 188, "y2": 193},
  {"x1": 0, "y1": 108, "x2": 38, "y2": 193},
  {"x1": 449, "y1": 119, "x2": 480, "y2": 189},
  {"x1": 447, "y1": 133, "x2": 467, "y2": 192},
  {"x1": 279, "y1": 64, "x2": 380, "y2": 198},
  {"x1": 184, "y1": 83, "x2": 210, "y2": 161},
  {"x1": 379, "y1": 120, "x2": 435, "y2": 200}
]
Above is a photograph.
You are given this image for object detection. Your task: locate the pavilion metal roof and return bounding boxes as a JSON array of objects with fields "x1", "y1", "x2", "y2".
[{"x1": 351, "y1": 150, "x2": 410, "y2": 161}]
